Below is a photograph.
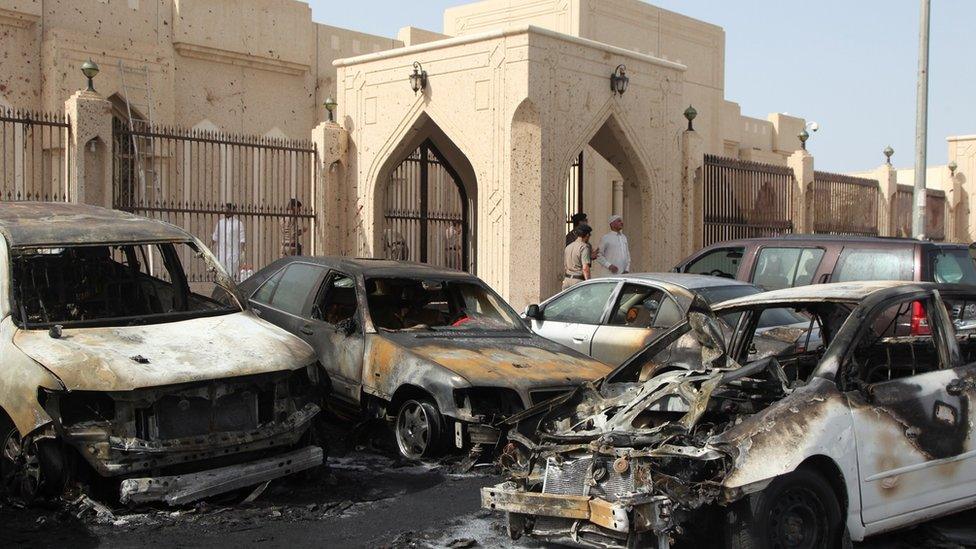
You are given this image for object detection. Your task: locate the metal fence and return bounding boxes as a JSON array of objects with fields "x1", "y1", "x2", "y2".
[
  {"x1": 565, "y1": 151, "x2": 584, "y2": 234},
  {"x1": 891, "y1": 184, "x2": 947, "y2": 240},
  {"x1": 112, "y1": 118, "x2": 316, "y2": 282},
  {"x1": 0, "y1": 108, "x2": 71, "y2": 202},
  {"x1": 702, "y1": 154, "x2": 795, "y2": 246},
  {"x1": 812, "y1": 171, "x2": 880, "y2": 236}
]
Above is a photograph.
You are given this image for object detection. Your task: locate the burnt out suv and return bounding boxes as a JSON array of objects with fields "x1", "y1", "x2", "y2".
[{"x1": 675, "y1": 235, "x2": 976, "y2": 291}]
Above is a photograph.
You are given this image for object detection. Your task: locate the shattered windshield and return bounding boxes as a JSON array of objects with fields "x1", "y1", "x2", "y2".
[
  {"x1": 365, "y1": 277, "x2": 523, "y2": 332},
  {"x1": 12, "y1": 242, "x2": 242, "y2": 328}
]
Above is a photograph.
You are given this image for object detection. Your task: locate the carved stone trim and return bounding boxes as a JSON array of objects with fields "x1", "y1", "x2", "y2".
[{"x1": 173, "y1": 43, "x2": 309, "y2": 76}]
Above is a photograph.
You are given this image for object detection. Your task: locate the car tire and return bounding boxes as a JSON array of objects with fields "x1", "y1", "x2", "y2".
[
  {"x1": 724, "y1": 468, "x2": 842, "y2": 549},
  {"x1": 394, "y1": 399, "x2": 444, "y2": 460},
  {"x1": 0, "y1": 418, "x2": 19, "y2": 496}
]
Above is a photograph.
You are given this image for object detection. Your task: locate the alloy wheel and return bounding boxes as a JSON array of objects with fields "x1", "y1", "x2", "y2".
[{"x1": 395, "y1": 400, "x2": 433, "y2": 460}]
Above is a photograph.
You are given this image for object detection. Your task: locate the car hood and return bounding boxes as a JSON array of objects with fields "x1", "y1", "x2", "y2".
[
  {"x1": 14, "y1": 312, "x2": 315, "y2": 392},
  {"x1": 382, "y1": 332, "x2": 611, "y2": 388}
]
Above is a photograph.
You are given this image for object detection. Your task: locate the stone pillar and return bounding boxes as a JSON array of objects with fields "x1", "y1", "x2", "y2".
[
  {"x1": 874, "y1": 163, "x2": 897, "y2": 237},
  {"x1": 681, "y1": 129, "x2": 705, "y2": 254},
  {"x1": 311, "y1": 120, "x2": 349, "y2": 255},
  {"x1": 948, "y1": 135, "x2": 976, "y2": 242},
  {"x1": 64, "y1": 91, "x2": 113, "y2": 207},
  {"x1": 611, "y1": 180, "x2": 624, "y2": 217},
  {"x1": 786, "y1": 149, "x2": 814, "y2": 234}
]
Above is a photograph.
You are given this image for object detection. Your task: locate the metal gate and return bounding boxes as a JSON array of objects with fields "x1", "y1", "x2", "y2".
[
  {"x1": 112, "y1": 118, "x2": 316, "y2": 282},
  {"x1": 1, "y1": 108, "x2": 71, "y2": 202},
  {"x1": 702, "y1": 154, "x2": 795, "y2": 246},
  {"x1": 383, "y1": 140, "x2": 469, "y2": 270}
]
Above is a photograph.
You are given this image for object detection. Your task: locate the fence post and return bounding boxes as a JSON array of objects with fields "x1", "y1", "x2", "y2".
[
  {"x1": 64, "y1": 90, "x2": 113, "y2": 207},
  {"x1": 874, "y1": 163, "x2": 897, "y2": 237},
  {"x1": 787, "y1": 149, "x2": 814, "y2": 233},
  {"x1": 311, "y1": 119, "x2": 349, "y2": 255},
  {"x1": 681, "y1": 129, "x2": 705, "y2": 253}
]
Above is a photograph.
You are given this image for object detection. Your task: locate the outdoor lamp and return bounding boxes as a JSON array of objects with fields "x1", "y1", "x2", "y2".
[
  {"x1": 684, "y1": 105, "x2": 697, "y2": 131},
  {"x1": 798, "y1": 129, "x2": 809, "y2": 150},
  {"x1": 884, "y1": 145, "x2": 894, "y2": 165},
  {"x1": 324, "y1": 97, "x2": 337, "y2": 122},
  {"x1": 610, "y1": 64, "x2": 629, "y2": 95},
  {"x1": 81, "y1": 58, "x2": 99, "y2": 92},
  {"x1": 409, "y1": 62, "x2": 427, "y2": 94},
  {"x1": 949, "y1": 160, "x2": 958, "y2": 176}
]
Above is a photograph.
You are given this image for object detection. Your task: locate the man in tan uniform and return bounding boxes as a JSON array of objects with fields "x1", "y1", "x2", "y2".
[{"x1": 563, "y1": 224, "x2": 593, "y2": 289}]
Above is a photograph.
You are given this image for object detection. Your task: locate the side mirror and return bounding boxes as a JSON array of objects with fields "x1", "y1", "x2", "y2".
[
  {"x1": 335, "y1": 317, "x2": 358, "y2": 336},
  {"x1": 524, "y1": 304, "x2": 541, "y2": 320}
]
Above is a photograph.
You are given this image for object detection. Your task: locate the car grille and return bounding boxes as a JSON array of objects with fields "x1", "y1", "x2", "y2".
[
  {"x1": 530, "y1": 388, "x2": 572, "y2": 406},
  {"x1": 542, "y1": 456, "x2": 635, "y2": 499}
]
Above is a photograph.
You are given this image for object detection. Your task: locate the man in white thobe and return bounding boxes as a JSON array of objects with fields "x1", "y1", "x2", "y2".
[
  {"x1": 212, "y1": 203, "x2": 245, "y2": 281},
  {"x1": 597, "y1": 214, "x2": 631, "y2": 275}
]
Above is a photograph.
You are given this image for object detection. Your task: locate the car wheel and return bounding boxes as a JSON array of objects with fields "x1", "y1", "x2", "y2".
[
  {"x1": 0, "y1": 419, "x2": 66, "y2": 501},
  {"x1": 394, "y1": 399, "x2": 443, "y2": 460},
  {"x1": 725, "y1": 468, "x2": 842, "y2": 549}
]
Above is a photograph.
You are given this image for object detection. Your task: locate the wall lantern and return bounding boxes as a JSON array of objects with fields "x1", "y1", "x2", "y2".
[
  {"x1": 884, "y1": 145, "x2": 894, "y2": 165},
  {"x1": 324, "y1": 97, "x2": 338, "y2": 122},
  {"x1": 949, "y1": 160, "x2": 958, "y2": 176},
  {"x1": 409, "y1": 62, "x2": 427, "y2": 94},
  {"x1": 798, "y1": 129, "x2": 810, "y2": 150},
  {"x1": 683, "y1": 105, "x2": 697, "y2": 131},
  {"x1": 610, "y1": 64, "x2": 629, "y2": 95},
  {"x1": 81, "y1": 58, "x2": 100, "y2": 92}
]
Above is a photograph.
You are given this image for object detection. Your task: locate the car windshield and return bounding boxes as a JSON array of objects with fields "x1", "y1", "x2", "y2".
[
  {"x1": 930, "y1": 248, "x2": 976, "y2": 284},
  {"x1": 695, "y1": 284, "x2": 759, "y2": 304},
  {"x1": 365, "y1": 277, "x2": 523, "y2": 332},
  {"x1": 11, "y1": 241, "x2": 241, "y2": 328}
]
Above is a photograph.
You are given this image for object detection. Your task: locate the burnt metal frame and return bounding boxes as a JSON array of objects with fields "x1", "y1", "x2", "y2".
[{"x1": 383, "y1": 139, "x2": 470, "y2": 270}]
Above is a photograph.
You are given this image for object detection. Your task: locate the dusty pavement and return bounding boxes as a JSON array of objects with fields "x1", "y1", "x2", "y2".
[{"x1": 3, "y1": 420, "x2": 976, "y2": 549}]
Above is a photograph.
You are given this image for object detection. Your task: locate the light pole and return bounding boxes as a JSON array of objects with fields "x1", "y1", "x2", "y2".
[{"x1": 912, "y1": 0, "x2": 931, "y2": 239}]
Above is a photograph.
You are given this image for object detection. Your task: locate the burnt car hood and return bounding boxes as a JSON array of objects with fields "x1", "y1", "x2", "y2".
[
  {"x1": 380, "y1": 331, "x2": 611, "y2": 389},
  {"x1": 13, "y1": 312, "x2": 315, "y2": 391}
]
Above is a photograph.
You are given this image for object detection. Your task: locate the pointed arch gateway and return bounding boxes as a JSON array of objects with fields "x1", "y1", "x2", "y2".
[{"x1": 383, "y1": 139, "x2": 471, "y2": 271}]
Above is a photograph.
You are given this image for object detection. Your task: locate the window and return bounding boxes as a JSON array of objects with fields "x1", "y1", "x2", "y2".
[
  {"x1": 684, "y1": 247, "x2": 744, "y2": 279},
  {"x1": 543, "y1": 282, "x2": 616, "y2": 325},
  {"x1": 365, "y1": 278, "x2": 522, "y2": 331},
  {"x1": 845, "y1": 299, "x2": 943, "y2": 385},
  {"x1": 313, "y1": 273, "x2": 357, "y2": 324},
  {"x1": 930, "y1": 249, "x2": 976, "y2": 284},
  {"x1": 252, "y1": 268, "x2": 285, "y2": 304},
  {"x1": 268, "y1": 263, "x2": 325, "y2": 316},
  {"x1": 833, "y1": 248, "x2": 913, "y2": 282},
  {"x1": 943, "y1": 295, "x2": 976, "y2": 363},
  {"x1": 752, "y1": 247, "x2": 825, "y2": 291},
  {"x1": 607, "y1": 284, "x2": 681, "y2": 329}
]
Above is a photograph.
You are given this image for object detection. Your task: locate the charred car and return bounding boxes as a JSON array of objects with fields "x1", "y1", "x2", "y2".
[
  {"x1": 484, "y1": 281, "x2": 976, "y2": 548},
  {"x1": 0, "y1": 203, "x2": 323, "y2": 505},
  {"x1": 238, "y1": 257, "x2": 611, "y2": 460}
]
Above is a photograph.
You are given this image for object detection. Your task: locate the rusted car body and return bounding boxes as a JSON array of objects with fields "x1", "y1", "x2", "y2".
[
  {"x1": 483, "y1": 281, "x2": 976, "y2": 547},
  {"x1": 0, "y1": 203, "x2": 323, "y2": 504},
  {"x1": 238, "y1": 257, "x2": 611, "y2": 459}
]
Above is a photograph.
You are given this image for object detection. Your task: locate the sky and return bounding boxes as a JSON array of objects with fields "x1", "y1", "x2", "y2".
[{"x1": 304, "y1": 0, "x2": 975, "y2": 173}]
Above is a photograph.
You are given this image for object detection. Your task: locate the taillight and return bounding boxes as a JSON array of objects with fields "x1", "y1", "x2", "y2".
[{"x1": 911, "y1": 301, "x2": 931, "y2": 335}]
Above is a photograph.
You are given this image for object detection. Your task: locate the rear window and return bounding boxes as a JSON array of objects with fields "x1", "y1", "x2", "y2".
[
  {"x1": 695, "y1": 284, "x2": 760, "y2": 305},
  {"x1": 929, "y1": 249, "x2": 976, "y2": 284},
  {"x1": 833, "y1": 248, "x2": 913, "y2": 282}
]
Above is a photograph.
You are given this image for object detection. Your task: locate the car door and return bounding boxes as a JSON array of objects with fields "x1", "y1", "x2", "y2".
[
  {"x1": 846, "y1": 292, "x2": 975, "y2": 527},
  {"x1": 589, "y1": 283, "x2": 683, "y2": 366},
  {"x1": 248, "y1": 262, "x2": 326, "y2": 335},
  {"x1": 300, "y1": 271, "x2": 366, "y2": 405},
  {"x1": 530, "y1": 281, "x2": 619, "y2": 356}
]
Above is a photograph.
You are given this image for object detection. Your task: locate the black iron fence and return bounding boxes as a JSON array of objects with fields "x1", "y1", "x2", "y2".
[
  {"x1": 0, "y1": 108, "x2": 71, "y2": 202},
  {"x1": 812, "y1": 172, "x2": 880, "y2": 236},
  {"x1": 891, "y1": 184, "x2": 947, "y2": 240},
  {"x1": 702, "y1": 154, "x2": 795, "y2": 246},
  {"x1": 112, "y1": 118, "x2": 316, "y2": 282}
]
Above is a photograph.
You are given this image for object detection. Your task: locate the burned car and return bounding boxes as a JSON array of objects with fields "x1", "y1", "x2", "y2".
[
  {"x1": 238, "y1": 257, "x2": 611, "y2": 460},
  {"x1": 0, "y1": 203, "x2": 323, "y2": 505},
  {"x1": 484, "y1": 281, "x2": 976, "y2": 547}
]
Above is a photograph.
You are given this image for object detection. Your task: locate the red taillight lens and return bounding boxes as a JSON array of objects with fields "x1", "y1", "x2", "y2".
[{"x1": 911, "y1": 301, "x2": 931, "y2": 335}]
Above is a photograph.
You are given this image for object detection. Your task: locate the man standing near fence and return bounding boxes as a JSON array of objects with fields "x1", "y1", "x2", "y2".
[
  {"x1": 597, "y1": 214, "x2": 631, "y2": 275},
  {"x1": 212, "y1": 203, "x2": 245, "y2": 281},
  {"x1": 281, "y1": 198, "x2": 305, "y2": 257},
  {"x1": 563, "y1": 224, "x2": 593, "y2": 289}
]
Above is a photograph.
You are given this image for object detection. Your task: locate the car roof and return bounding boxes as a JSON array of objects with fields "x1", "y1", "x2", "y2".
[
  {"x1": 713, "y1": 280, "x2": 921, "y2": 308},
  {"x1": 611, "y1": 272, "x2": 756, "y2": 290},
  {"x1": 0, "y1": 202, "x2": 190, "y2": 247},
  {"x1": 703, "y1": 234, "x2": 966, "y2": 248}
]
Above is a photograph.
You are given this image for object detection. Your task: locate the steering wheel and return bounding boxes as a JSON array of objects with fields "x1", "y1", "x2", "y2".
[{"x1": 707, "y1": 269, "x2": 735, "y2": 279}]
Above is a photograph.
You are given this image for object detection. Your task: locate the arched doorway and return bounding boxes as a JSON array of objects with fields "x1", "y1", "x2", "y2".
[{"x1": 383, "y1": 139, "x2": 470, "y2": 271}]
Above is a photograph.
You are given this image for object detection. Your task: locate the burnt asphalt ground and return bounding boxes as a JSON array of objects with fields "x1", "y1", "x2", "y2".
[{"x1": 3, "y1": 419, "x2": 976, "y2": 549}]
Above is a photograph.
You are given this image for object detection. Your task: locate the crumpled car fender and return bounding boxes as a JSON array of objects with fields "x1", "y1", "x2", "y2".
[
  {"x1": 363, "y1": 336, "x2": 471, "y2": 417},
  {"x1": 0, "y1": 318, "x2": 64, "y2": 437}
]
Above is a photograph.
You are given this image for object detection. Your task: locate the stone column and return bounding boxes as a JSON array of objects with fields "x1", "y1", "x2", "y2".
[
  {"x1": 786, "y1": 149, "x2": 814, "y2": 234},
  {"x1": 681, "y1": 129, "x2": 705, "y2": 254},
  {"x1": 874, "y1": 163, "x2": 897, "y2": 237},
  {"x1": 311, "y1": 120, "x2": 349, "y2": 255},
  {"x1": 611, "y1": 180, "x2": 624, "y2": 216},
  {"x1": 65, "y1": 90, "x2": 114, "y2": 207}
]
